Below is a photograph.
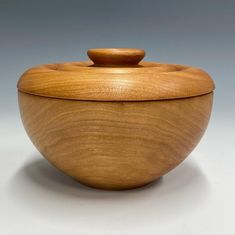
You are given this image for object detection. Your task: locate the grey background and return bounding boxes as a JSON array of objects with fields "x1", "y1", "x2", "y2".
[
  {"x1": 0, "y1": 1, "x2": 234, "y2": 234},
  {"x1": 0, "y1": 0, "x2": 234, "y2": 118}
]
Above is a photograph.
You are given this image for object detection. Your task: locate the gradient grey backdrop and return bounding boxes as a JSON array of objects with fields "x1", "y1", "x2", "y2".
[
  {"x1": 0, "y1": 0, "x2": 234, "y2": 118},
  {"x1": 0, "y1": 1, "x2": 235, "y2": 234}
]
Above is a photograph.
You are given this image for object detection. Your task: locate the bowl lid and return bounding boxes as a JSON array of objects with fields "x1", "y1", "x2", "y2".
[{"x1": 17, "y1": 48, "x2": 215, "y2": 101}]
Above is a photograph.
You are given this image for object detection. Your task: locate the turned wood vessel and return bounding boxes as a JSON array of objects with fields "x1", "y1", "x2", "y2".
[{"x1": 17, "y1": 48, "x2": 215, "y2": 190}]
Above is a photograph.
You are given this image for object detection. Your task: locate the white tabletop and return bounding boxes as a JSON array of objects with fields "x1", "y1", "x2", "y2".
[{"x1": 0, "y1": 114, "x2": 234, "y2": 235}]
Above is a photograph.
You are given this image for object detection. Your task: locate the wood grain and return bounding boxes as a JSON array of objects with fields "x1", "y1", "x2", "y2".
[
  {"x1": 18, "y1": 91, "x2": 213, "y2": 190},
  {"x1": 17, "y1": 62, "x2": 215, "y2": 101},
  {"x1": 87, "y1": 48, "x2": 145, "y2": 66},
  {"x1": 17, "y1": 48, "x2": 215, "y2": 101}
]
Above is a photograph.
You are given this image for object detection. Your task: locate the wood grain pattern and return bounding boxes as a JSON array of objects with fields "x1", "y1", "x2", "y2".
[
  {"x1": 17, "y1": 48, "x2": 215, "y2": 101},
  {"x1": 87, "y1": 48, "x2": 145, "y2": 66},
  {"x1": 18, "y1": 91, "x2": 213, "y2": 190}
]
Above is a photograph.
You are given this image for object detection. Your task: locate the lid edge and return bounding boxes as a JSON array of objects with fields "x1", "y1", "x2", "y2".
[{"x1": 17, "y1": 62, "x2": 215, "y2": 101}]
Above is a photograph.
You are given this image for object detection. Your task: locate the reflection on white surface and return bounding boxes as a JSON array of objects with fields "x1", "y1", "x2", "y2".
[{"x1": 6, "y1": 154, "x2": 210, "y2": 234}]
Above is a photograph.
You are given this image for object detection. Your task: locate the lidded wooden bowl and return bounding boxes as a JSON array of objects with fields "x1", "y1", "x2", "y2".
[{"x1": 17, "y1": 48, "x2": 215, "y2": 190}]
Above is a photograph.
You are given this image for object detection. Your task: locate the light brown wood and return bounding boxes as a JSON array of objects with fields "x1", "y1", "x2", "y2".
[
  {"x1": 17, "y1": 48, "x2": 215, "y2": 190},
  {"x1": 17, "y1": 48, "x2": 215, "y2": 101},
  {"x1": 18, "y1": 91, "x2": 213, "y2": 190},
  {"x1": 87, "y1": 48, "x2": 145, "y2": 66}
]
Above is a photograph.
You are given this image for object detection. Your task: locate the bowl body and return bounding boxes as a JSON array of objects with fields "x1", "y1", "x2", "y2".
[{"x1": 18, "y1": 91, "x2": 213, "y2": 190}]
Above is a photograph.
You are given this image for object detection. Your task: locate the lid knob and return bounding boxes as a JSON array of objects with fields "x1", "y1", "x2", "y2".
[{"x1": 87, "y1": 48, "x2": 145, "y2": 67}]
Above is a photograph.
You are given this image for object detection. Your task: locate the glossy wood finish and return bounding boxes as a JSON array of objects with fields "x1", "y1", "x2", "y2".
[
  {"x1": 87, "y1": 48, "x2": 145, "y2": 66},
  {"x1": 17, "y1": 48, "x2": 215, "y2": 101},
  {"x1": 17, "y1": 62, "x2": 215, "y2": 101},
  {"x1": 18, "y1": 91, "x2": 213, "y2": 190},
  {"x1": 17, "y1": 48, "x2": 215, "y2": 190}
]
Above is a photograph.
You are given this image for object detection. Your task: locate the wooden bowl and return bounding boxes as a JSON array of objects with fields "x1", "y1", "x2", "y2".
[{"x1": 17, "y1": 48, "x2": 215, "y2": 190}]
